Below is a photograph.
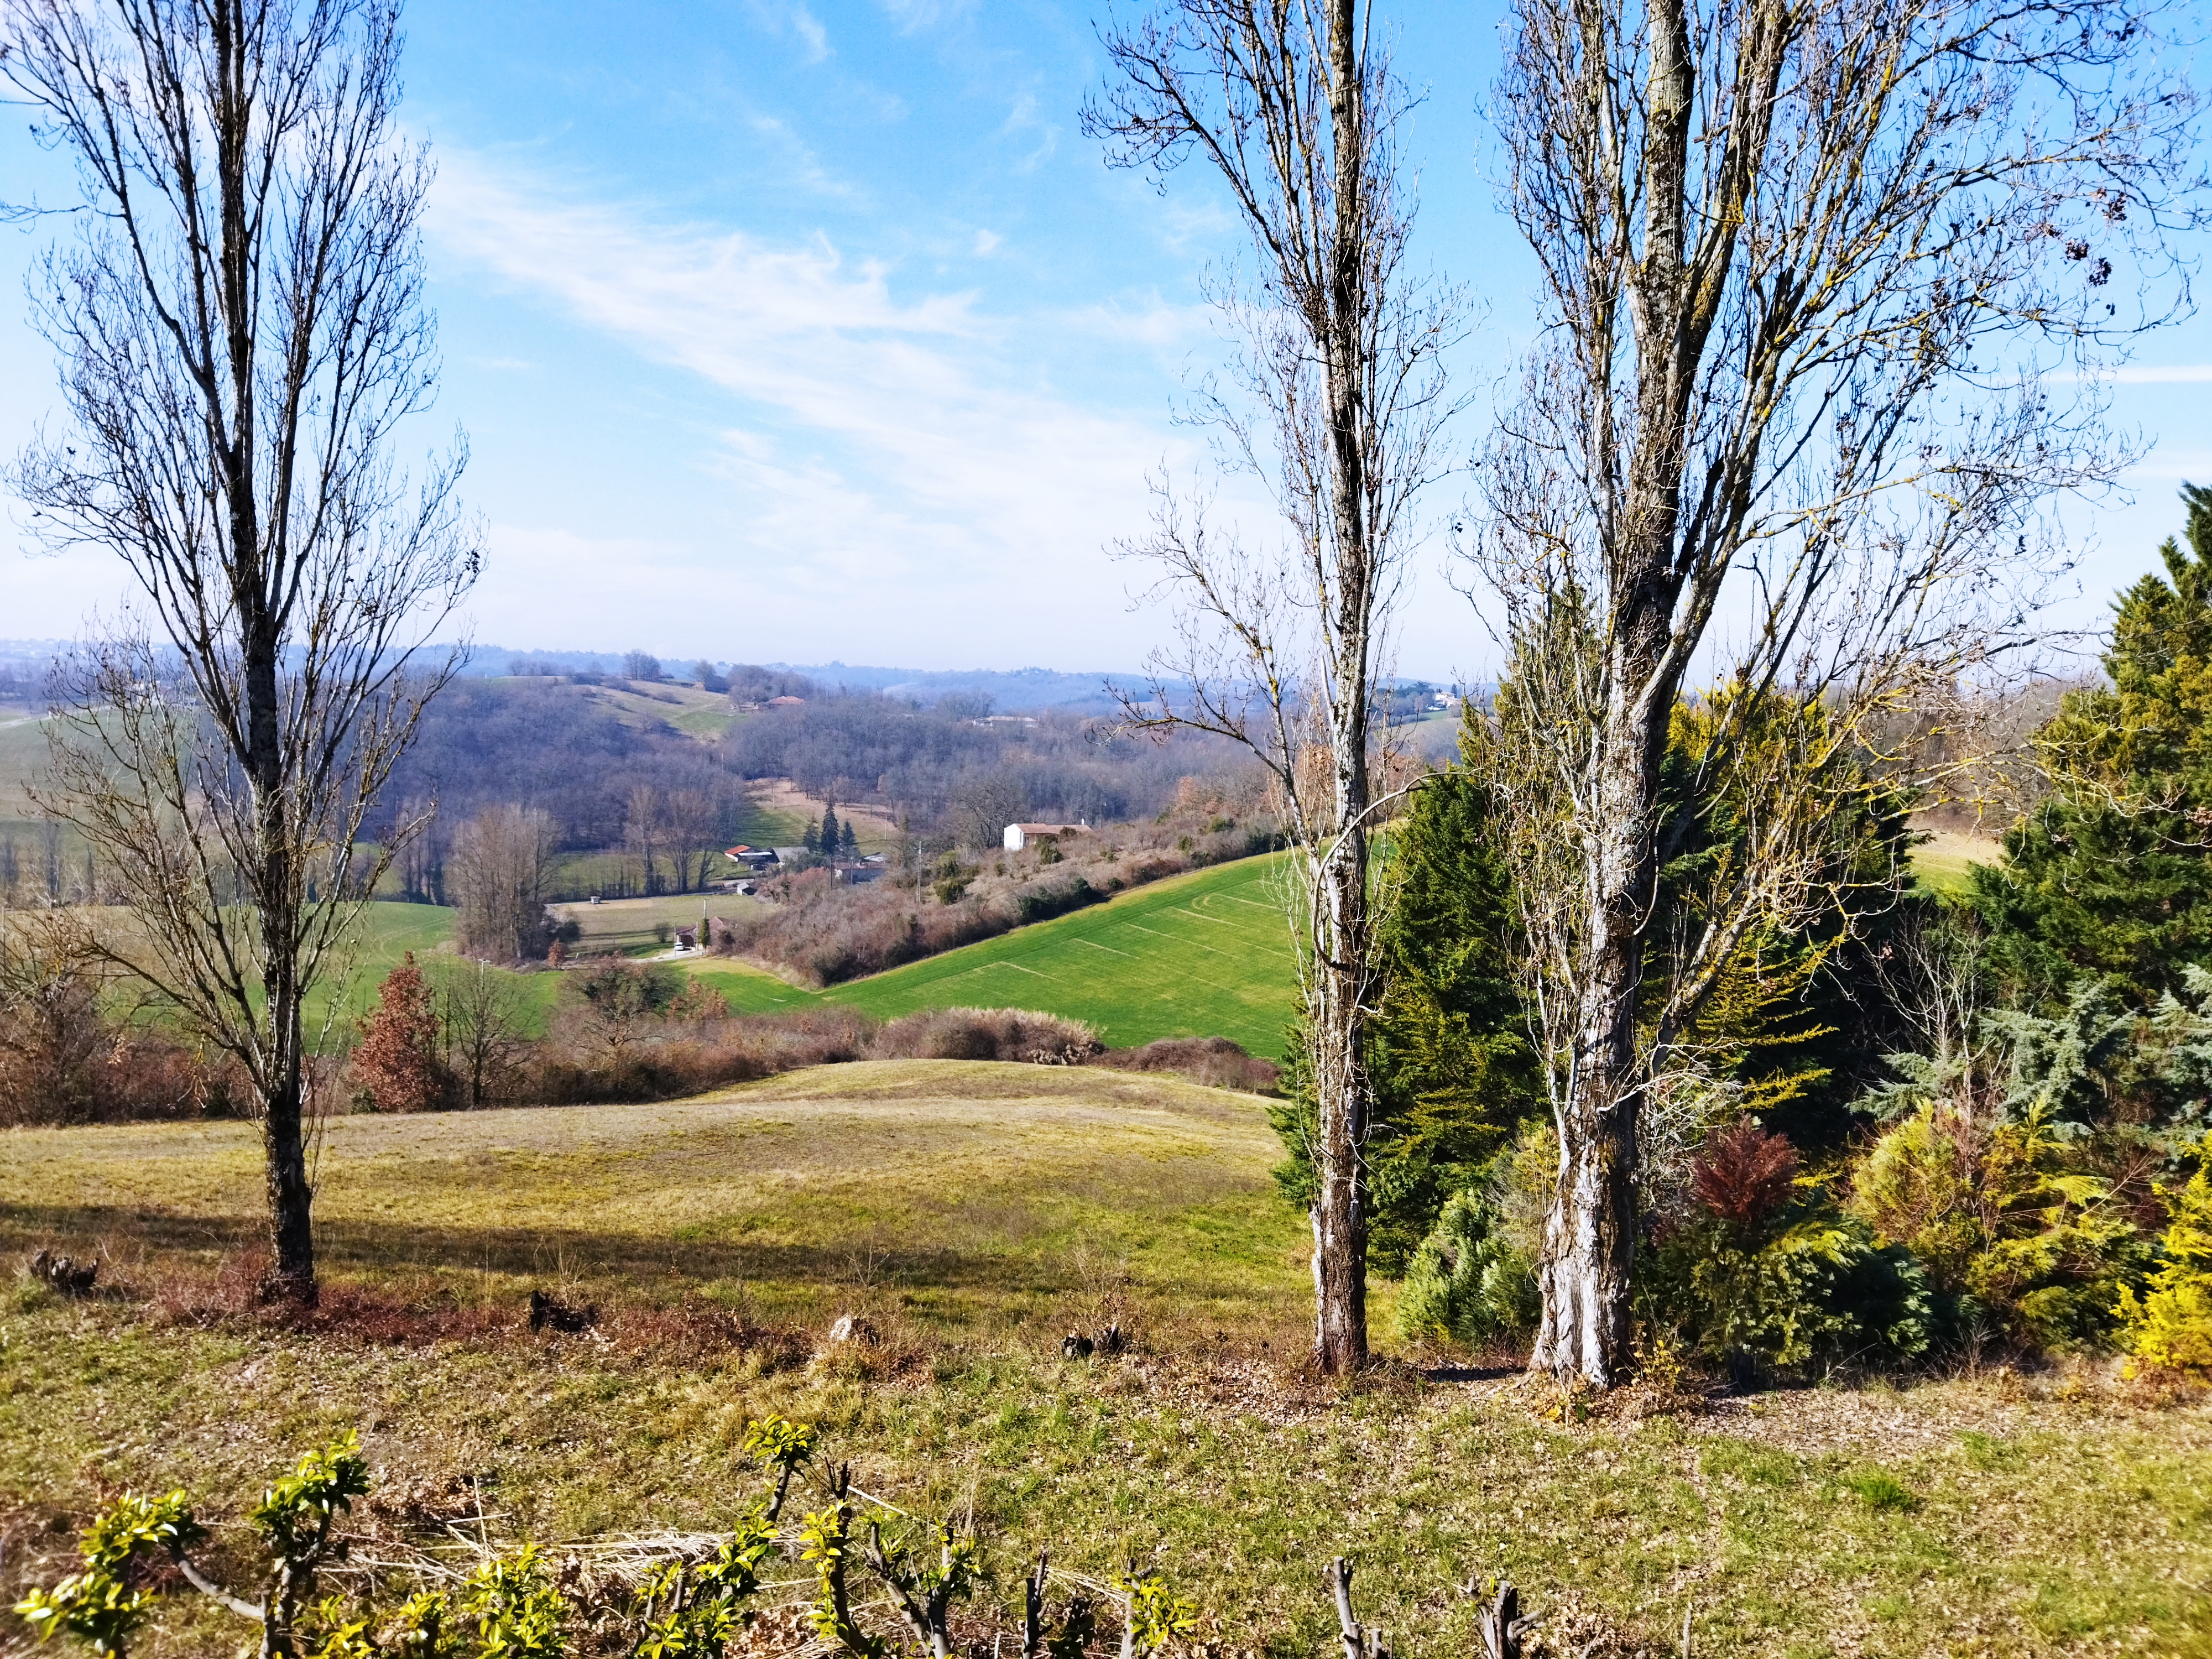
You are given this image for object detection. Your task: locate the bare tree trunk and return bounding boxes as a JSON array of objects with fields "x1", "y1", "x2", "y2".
[
  {"x1": 1089, "y1": 0, "x2": 1460, "y2": 1374},
  {"x1": 8, "y1": 0, "x2": 478, "y2": 1306},
  {"x1": 1479, "y1": 0, "x2": 2193, "y2": 1384},
  {"x1": 1311, "y1": 837, "x2": 1370, "y2": 1368}
]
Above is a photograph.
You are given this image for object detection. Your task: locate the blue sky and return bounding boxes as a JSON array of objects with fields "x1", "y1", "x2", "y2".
[{"x1": 3, "y1": 0, "x2": 2209, "y2": 678}]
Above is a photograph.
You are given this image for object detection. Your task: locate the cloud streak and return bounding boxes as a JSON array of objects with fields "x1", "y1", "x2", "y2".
[
  {"x1": 2081, "y1": 363, "x2": 2212, "y2": 384},
  {"x1": 424, "y1": 151, "x2": 1196, "y2": 655}
]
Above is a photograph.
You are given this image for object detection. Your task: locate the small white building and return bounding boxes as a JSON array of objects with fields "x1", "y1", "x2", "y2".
[{"x1": 1003, "y1": 821, "x2": 1088, "y2": 853}]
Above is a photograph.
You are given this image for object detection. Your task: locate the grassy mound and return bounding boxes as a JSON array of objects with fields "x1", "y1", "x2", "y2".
[
  {"x1": 3, "y1": 1063, "x2": 2209, "y2": 1658},
  {"x1": 0, "y1": 1059, "x2": 1305, "y2": 1335}
]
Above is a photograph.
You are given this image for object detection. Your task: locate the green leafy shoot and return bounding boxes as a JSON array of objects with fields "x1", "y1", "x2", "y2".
[
  {"x1": 14, "y1": 1490, "x2": 203, "y2": 1657},
  {"x1": 1112, "y1": 1569, "x2": 1197, "y2": 1656},
  {"x1": 251, "y1": 1432, "x2": 371, "y2": 1564}
]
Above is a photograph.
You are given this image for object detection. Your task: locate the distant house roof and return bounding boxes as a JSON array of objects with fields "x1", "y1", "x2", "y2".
[{"x1": 767, "y1": 695, "x2": 806, "y2": 707}]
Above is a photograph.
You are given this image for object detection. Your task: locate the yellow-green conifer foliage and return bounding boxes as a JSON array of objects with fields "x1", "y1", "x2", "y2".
[{"x1": 2119, "y1": 1151, "x2": 2212, "y2": 1374}]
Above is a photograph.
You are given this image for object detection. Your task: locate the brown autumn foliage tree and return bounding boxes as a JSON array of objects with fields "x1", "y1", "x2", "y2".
[
  {"x1": 352, "y1": 955, "x2": 451, "y2": 1114},
  {"x1": 1691, "y1": 1121, "x2": 1799, "y2": 1235}
]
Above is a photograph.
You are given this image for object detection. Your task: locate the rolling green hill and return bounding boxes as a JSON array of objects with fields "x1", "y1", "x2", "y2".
[
  {"x1": 294, "y1": 855, "x2": 1303, "y2": 1055},
  {"x1": 681, "y1": 856, "x2": 1302, "y2": 1053},
  {"x1": 823, "y1": 855, "x2": 1298, "y2": 1056}
]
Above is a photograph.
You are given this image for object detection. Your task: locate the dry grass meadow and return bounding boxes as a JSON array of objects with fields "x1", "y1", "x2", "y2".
[{"x1": 2, "y1": 1061, "x2": 2209, "y2": 1658}]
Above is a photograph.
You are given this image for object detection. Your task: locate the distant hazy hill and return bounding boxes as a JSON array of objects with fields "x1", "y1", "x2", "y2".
[
  {"x1": 457, "y1": 648, "x2": 1129, "y2": 713},
  {"x1": 772, "y1": 662, "x2": 1124, "y2": 711}
]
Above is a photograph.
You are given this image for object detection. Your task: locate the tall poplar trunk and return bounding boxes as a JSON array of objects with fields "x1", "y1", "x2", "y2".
[
  {"x1": 251, "y1": 640, "x2": 316, "y2": 1302},
  {"x1": 12, "y1": 0, "x2": 481, "y2": 1318},
  {"x1": 1525, "y1": 0, "x2": 1700, "y2": 1385},
  {"x1": 1304, "y1": 0, "x2": 1375, "y2": 1375},
  {"x1": 1091, "y1": 0, "x2": 1452, "y2": 1376},
  {"x1": 1310, "y1": 824, "x2": 1371, "y2": 1373},
  {"x1": 1530, "y1": 677, "x2": 1666, "y2": 1383}
]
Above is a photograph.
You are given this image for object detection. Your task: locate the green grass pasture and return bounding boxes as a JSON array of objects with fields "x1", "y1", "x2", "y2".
[
  {"x1": 0, "y1": 1060, "x2": 1301, "y2": 1334},
  {"x1": 822, "y1": 856, "x2": 1300, "y2": 1057},
  {"x1": 1911, "y1": 829, "x2": 2004, "y2": 896},
  {"x1": 2, "y1": 1064, "x2": 2207, "y2": 1659},
  {"x1": 0, "y1": 705, "x2": 53, "y2": 820}
]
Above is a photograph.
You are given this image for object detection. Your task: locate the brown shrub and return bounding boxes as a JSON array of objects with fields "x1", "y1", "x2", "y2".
[
  {"x1": 154, "y1": 1248, "x2": 505, "y2": 1343},
  {"x1": 610, "y1": 1297, "x2": 812, "y2": 1371},
  {"x1": 873, "y1": 1006, "x2": 1103, "y2": 1065},
  {"x1": 1691, "y1": 1120, "x2": 1799, "y2": 1233},
  {"x1": 1093, "y1": 1036, "x2": 1280, "y2": 1095},
  {"x1": 518, "y1": 1006, "x2": 877, "y2": 1105},
  {"x1": 349, "y1": 956, "x2": 454, "y2": 1113}
]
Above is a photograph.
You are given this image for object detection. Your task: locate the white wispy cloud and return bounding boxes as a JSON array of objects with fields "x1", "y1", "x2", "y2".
[
  {"x1": 790, "y1": 4, "x2": 830, "y2": 61},
  {"x1": 425, "y1": 150, "x2": 1197, "y2": 655},
  {"x1": 872, "y1": 0, "x2": 977, "y2": 35},
  {"x1": 2080, "y1": 363, "x2": 2212, "y2": 384},
  {"x1": 999, "y1": 91, "x2": 1059, "y2": 173},
  {"x1": 745, "y1": 0, "x2": 832, "y2": 62},
  {"x1": 747, "y1": 114, "x2": 868, "y2": 204},
  {"x1": 1056, "y1": 296, "x2": 1214, "y2": 349}
]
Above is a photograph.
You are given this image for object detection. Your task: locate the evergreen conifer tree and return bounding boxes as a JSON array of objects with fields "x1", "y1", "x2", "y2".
[
  {"x1": 841, "y1": 820, "x2": 860, "y2": 858},
  {"x1": 1974, "y1": 486, "x2": 2212, "y2": 1008},
  {"x1": 820, "y1": 805, "x2": 840, "y2": 863}
]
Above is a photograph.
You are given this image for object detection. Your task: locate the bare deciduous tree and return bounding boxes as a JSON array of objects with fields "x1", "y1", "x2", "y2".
[
  {"x1": 4, "y1": 0, "x2": 478, "y2": 1302},
  {"x1": 449, "y1": 805, "x2": 556, "y2": 962},
  {"x1": 661, "y1": 786, "x2": 719, "y2": 893},
  {"x1": 624, "y1": 783, "x2": 664, "y2": 896},
  {"x1": 1473, "y1": 0, "x2": 2197, "y2": 1383},
  {"x1": 394, "y1": 794, "x2": 447, "y2": 904},
  {"x1": 429, "y1": 956, "x2": 530, "y2": 1109},
  {"x1": 1086, "y1": 0, "x2": 1462, "y2": 1370}
]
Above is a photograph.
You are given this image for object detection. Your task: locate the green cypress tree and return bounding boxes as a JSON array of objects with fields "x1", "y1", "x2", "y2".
[
  {"x1": 1974, "y1": 486, "x2": 2212, "y2": 1008},
  {"x1": 1266, "y1": 729, "x2": 1541, "y2": 1272},
  {"x1": 840, "y1": 818, "x2": 860, "y2": 858},
  {"x1": 819, "y1": 805, "x2": 841, "y2": 862}
]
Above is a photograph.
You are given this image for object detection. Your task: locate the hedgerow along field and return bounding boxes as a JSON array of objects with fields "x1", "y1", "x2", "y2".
[
  {"x1": 6, "y1": 1060, "x2": 2209, "y2": 1658},
  {"x1": 819, "y1": 855, "x2": 1299, "y2": 1056}
]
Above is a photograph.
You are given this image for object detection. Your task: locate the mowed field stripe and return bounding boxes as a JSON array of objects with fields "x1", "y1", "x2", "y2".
[{"x1": 824, "y1": 854, "x2": 1298, "y2": 1056}]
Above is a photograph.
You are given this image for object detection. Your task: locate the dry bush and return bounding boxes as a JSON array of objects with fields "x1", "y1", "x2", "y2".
[
  {"x1": 1690, "y1": 1121, "x2": 1799, "y2": 1233},
  {"x1": 872, "y1": 1006, "x2": 1103, "y2": 1065},
  {"x1": 0, "y1": 1003, "x2": 234, "y2": 1128},
  {"x1": 519, "y1": 1008, "x2": 877, "y2": 1106},
  {"x1": 1093, "y1": 1035, "x2": 1280, "y2": 1095},
  {"x1": 608, "y1": 1297, "x2": 812, "y2": 1373}
]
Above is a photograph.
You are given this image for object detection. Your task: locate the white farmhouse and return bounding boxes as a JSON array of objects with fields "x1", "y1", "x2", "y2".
[{"x1": 1003, "y1": 821, "x2": 1088, "y2": 853}]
